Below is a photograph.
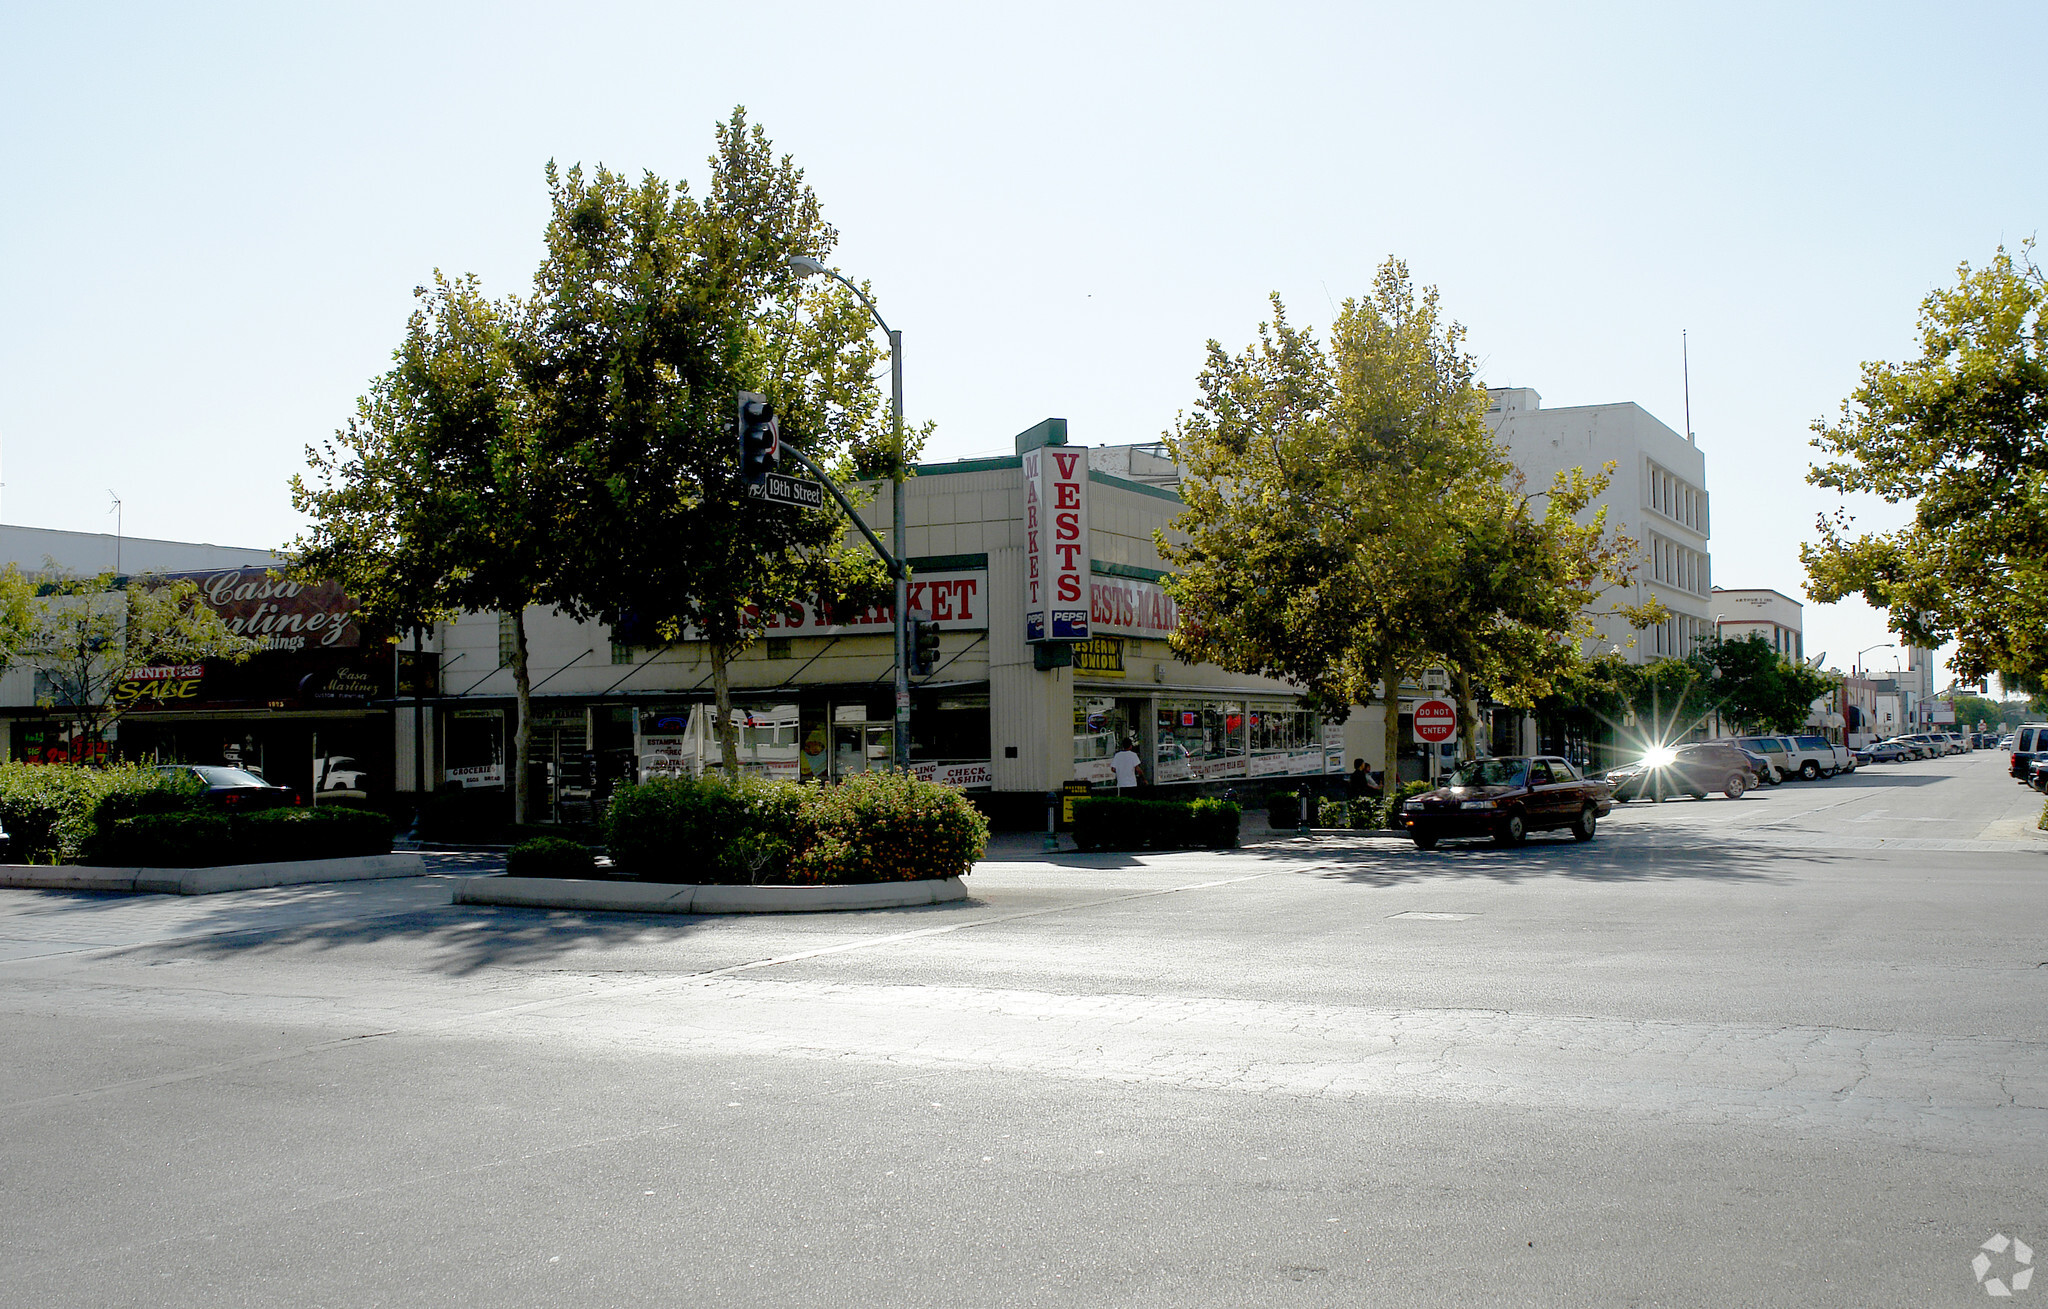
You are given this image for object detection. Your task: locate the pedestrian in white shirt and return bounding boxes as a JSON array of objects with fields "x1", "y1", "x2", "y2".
[{"x1": 1111, "y1": 739, "x2": 1144, "y2": 793}]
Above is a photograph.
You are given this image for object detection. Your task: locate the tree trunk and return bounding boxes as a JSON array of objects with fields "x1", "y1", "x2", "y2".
[
  {"x1": 1453, "y1": 666, "x2": 1480, "y2": 763},
  {"x1": 711, "y1": 642, "x2": 739, "y2": 779},
  {"x1": 511, "y1": 609, "x2": 532, "y2": 827},
  {"x1": 1381, "y1": 651, "x2": 1404, "y2": 794}
]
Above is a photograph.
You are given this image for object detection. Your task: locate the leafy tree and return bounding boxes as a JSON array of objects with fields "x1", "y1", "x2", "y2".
[
  {"x1": 293, "y1": 272, "x2": 562, "y2": 823},
  {"x1": 30, "y1": 573, "x2": 256, "y2": 752},
  {"x1": 1161, "y1": 260, "x2": 1658, "y2": 776},
  {"x1": 526, "y1": 110, "x2": 899, "y2": 776},
  {"x1": 1687, "y1": 633, "x2": 1836, "y2": 734},
  {"x1": 1949, "y1": 692, "x2": 2001, "y2": 733},
  {"x1": 1804, "y1": 242, "x2": 2048, "y2": 682}
]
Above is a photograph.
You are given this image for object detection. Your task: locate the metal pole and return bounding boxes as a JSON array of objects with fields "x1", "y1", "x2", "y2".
[
  {"x1": 412, "y1": 628, "x2": 426, "y2": 801},
  {"x1": 890, "y1": 328, "x2": 909, "y2": 770}
]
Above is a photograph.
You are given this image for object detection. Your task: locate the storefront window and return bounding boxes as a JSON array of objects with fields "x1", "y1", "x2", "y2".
[
  {"x1": 733, "y1": 703, "x2": 801, "y2": 780},
  {"x1": 1074, "y1": 695, "x2": 1147, "y2": 784},
  {"x1": 1155, "y1": 698, "x2": 1246, "y2": 783},
  {"x1": 1247, "y1": 700, "x2": 1321, "y2": 777},
  {"x1": 912, "y1": 693, "x2": 990, "y2": 762},
  {"x1": 444, "y1": 709, "x2": 506, "y2": 789}
]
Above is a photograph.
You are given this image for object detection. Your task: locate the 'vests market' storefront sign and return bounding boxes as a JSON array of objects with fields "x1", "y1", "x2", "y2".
[{"x1": 1024, "y1": 446, "x2": 1089, "y2": 642}]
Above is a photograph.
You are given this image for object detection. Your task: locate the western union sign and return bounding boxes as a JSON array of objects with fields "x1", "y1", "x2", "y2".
[{"x1": 1071, "y1": 637, "x2": 1124, "y2": 678}]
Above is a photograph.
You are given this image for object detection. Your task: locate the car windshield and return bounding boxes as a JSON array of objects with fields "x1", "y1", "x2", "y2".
[
  {"x1": 189, "y1": 766, "x2": 270, "y2": 788},
  {"x1": 1448, "y1": 759, "x2": 1528, "y2": 788}
]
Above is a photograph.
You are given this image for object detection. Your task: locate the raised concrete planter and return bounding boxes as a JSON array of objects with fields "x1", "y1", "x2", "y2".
[
  {"x1": 454, "y1": 875, "x2": 969, "y2": 914},
  {"x1": 0, "y1": 853, "x2": 428, "y2": 897}
]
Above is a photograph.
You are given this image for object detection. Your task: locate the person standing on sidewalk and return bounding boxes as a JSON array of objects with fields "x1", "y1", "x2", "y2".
[{"x1": 1111, "y1": 738, "x2": 1145, "y2": 794}]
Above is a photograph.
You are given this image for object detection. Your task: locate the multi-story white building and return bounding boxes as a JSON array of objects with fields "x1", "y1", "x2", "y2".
[
  {"x1": 1712, "y1": 586, "x2": 1803, "y2": 662},
  {"x1": 1484, "y1": 388, "x2": 1712, "y2": 664}
]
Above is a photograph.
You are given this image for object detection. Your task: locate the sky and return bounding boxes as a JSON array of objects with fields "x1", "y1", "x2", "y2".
[{"x1": 4, "y1": 1, "x2": 2041, "y2": 689}]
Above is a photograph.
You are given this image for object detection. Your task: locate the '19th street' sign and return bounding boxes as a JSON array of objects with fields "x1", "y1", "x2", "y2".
[{"x1": 751, "y1": 471, "x2": 826, "y2": 510}]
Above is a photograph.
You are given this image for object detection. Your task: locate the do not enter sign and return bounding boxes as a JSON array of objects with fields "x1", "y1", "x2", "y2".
[{"x1": 1413, "y1": 698, "x2": 1457, "y2": 743}]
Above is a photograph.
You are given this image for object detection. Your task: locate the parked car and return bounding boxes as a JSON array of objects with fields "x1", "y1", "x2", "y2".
[
  {"x1": 1399, "y1": 755, "x2": 1612, "y2": 849},
  {"x1": 2029, "y1": 757, "x2": 2048, "y2": 793},
  {"x1": 1606, "y1": 740, "x2": 1760, "y2": 801},
  {"x1": 154, "y1": 764, "x2": 298, "y2": 811},
  {"x1": 1729, "y1": 735, "x2": 1794, "y2": 782},
  {"x1": 1883, "y1": 736, "x2": 1936, "y2": 761},
  {"x1": 1793, "y1": 734, "x2": 1853, "y2": 778},
  {"x1": 1862, "y1": 740, "x2": 1914, "y2": 763},
  {"x1": 2011, "y1": 724, "x2": 2048, "y2": 782}
]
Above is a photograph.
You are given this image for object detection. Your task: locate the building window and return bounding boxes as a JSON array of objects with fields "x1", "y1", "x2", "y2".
[{"x1": 611, "y1": 639, "x2": 635, "y2": 665}]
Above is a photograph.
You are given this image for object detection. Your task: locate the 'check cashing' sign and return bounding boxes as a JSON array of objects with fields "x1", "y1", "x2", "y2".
[{"x1": 1024, "y1": 445, "x2": 1090, "y2": 642}]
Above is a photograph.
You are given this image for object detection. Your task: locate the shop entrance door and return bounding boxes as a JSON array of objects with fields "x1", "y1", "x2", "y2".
[{"x1": 830, "y1": 723, "x2": 893, "y2": 780}]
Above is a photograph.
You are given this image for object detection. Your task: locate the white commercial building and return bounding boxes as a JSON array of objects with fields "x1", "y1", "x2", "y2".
[
  {"x1": 1484, "y1": 388, "x2": 1712, "y2": 665},
  {"x1": 1712, "y1": 587, "x2": 1803, "y2": 662}
]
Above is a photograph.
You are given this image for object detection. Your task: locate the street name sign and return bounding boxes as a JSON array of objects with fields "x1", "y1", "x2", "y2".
[{"x1": 751, "y1": 471, "x2": 825, "y2": 510}]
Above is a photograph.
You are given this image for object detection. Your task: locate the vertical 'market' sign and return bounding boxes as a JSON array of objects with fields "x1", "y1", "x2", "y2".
[{"x1": 1023, "y1": 444, "x2": 1091, "y2": 642}]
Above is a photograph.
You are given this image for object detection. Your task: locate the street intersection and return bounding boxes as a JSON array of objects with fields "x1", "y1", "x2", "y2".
[{"x1": 2, "y1": 753, "x2": 2044, "y2": 1306}]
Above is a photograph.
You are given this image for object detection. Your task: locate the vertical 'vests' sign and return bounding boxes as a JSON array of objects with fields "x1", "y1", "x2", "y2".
[{"x1": 1023, "y1": 445, "x2": 1090, "y2": 642}]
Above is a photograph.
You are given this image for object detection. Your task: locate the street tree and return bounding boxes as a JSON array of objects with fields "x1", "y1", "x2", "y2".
[
  {"x1": 30, "y1": 573, "x2": 256, "y2": 754},
  {"x1": 1948, "y1": 692, "x2": 2001, "y2": 734},
  {"x1": 1687, "y1": 633, "x2": 1835, "y2": 734},
  {"x1": 1804, "y1": 242, "x2": 2048, "y2": 683},
  {"x1": 1162, "y1": 260, "x2": 1658, "y2": 776},
  {"x1": 293, "y1": 272, "x2": 561, "y2": 823},
  {"x1": 526, "y1": 110, "x2": 901, "y2": 775}
]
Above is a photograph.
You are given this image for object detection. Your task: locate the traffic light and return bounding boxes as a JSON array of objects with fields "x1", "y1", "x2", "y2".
[
  {"x1": 912, "y1": 618, "x2": 940, "y2": 675},
  {"x1": 737, "y1": 392, "x2": 780, "y2": 486}
]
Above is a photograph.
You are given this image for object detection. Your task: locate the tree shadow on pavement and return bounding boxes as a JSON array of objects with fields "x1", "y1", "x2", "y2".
[{"x1": 1302, "y1": 833, "x2": 1820, "y2": 886}]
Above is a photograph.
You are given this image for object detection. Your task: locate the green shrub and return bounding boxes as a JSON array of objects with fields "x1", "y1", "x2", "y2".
[
  {"x1": 85, "y1": 812, "x2": 234, "y2": 867},
  {"x1": 0, "y1": 762, "x2": 204, "y2": 864},
  {"x1": 81, "y1": 805, "x2": 396, "y2": 867},
  {"x1": 507, "y1": 836, "x2": 597, "y2": 877},
  {"x1": 1189, "y1": 798, "x2": 1241, "y2": 848},
  {"x1": 604, "y1": 773, "x2": 807, "y2": 883},
  {"x1": 1074, "y1": 796, "x2": 1239, "y2": 851},
  {"x1": 603, "y1": 770, "x2": 988, "y2": 885},
  {"x1": 2039, "y1": 797, "x2": 2047, "y2": 832},
  {"x1": 786, "y1": 770, "x2": 989, "y2": 884},
  {"x1": 240, "y1": 807, "x2": 396, "y2": 862}
]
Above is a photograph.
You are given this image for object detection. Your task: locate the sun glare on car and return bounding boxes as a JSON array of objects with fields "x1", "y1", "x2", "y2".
[{"x1": 1643, "y1": 745, "x2": 1677, "y2": 768}]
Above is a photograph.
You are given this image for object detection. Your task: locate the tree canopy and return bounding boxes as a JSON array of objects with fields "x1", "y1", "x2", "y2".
[
  {"x1": 1804, "y1": 242, "x2": 2048, "y2": 682},
  {"x1": 1160, "y1": 259, "x2": 1659, "y2": 771},
  {"x1": 1686, "y1": 633, "x2": 1836, "y2": 735}
]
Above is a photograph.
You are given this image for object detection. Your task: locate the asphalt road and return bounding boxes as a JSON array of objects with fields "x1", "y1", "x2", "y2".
[{"x1": 2, "y1": 753, "x2": 2045, "y2": 1307}]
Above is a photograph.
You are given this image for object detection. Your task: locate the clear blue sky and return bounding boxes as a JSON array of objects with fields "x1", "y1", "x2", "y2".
[{"x1": 4, "y1": 1, "x2": 2040, "y2": 686}]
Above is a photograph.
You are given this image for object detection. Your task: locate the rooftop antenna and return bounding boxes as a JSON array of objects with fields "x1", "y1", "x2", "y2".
[
  {"x1": 108, "y1": 490, "x2": 122, "y2": 575},
  {"x1": 1682, "y1": 331, "x2": 1694, "y2": 445}
]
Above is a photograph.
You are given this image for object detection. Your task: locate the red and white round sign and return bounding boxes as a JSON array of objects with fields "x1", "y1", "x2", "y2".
[{"x1": 1412, "y1": 698, "x2": 1458, "y2": 744}]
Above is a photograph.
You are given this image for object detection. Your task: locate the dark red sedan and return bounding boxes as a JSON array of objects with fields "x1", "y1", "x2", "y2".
[
  {"x1": 1398, "y1": 755, "x2": 1612, "y2": 849},
  {"x1": 155, "y1": 764, "x2": 298, "y2": 811}
]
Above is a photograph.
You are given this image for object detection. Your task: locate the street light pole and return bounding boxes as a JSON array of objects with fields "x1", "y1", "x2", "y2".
[{"x1": 788, "y1": 256, "x2": 911, "y2": 769}]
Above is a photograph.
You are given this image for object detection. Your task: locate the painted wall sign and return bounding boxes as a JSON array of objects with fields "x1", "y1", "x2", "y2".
[
  {"x1": 723, "y1": 571, "x2": 988, "y2": 638},
  {"x1": 162, "y1": 568, "x2": 362, "y2": 651},
  {"x1": 1024, "y1": 446, "x2": 1090, "y2": 642},
  {"x1": 1088, "y1": 575, "x2": 1179, "y2": 638}
]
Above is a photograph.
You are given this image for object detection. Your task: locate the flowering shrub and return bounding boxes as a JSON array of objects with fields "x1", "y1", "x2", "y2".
[
  {"x1": 784, "y1": 770, "x2": 989, "y2": 884},
  {"x1": 603, "y1": 770, "x2": 987, "y2": 884}
]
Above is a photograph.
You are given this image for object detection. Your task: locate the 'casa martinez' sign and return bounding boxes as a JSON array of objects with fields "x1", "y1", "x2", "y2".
[{"x1": 164, "y1": 568, "x2": 361, "y2": 651}]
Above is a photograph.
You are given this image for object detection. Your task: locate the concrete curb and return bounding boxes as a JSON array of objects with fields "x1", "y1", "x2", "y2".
[
  {"x1": 453, "y1": 875, "x2": 970, "y2": 914},
  {"x1": 0, "y1": 853, "x2": 429, "y2": 896}
]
